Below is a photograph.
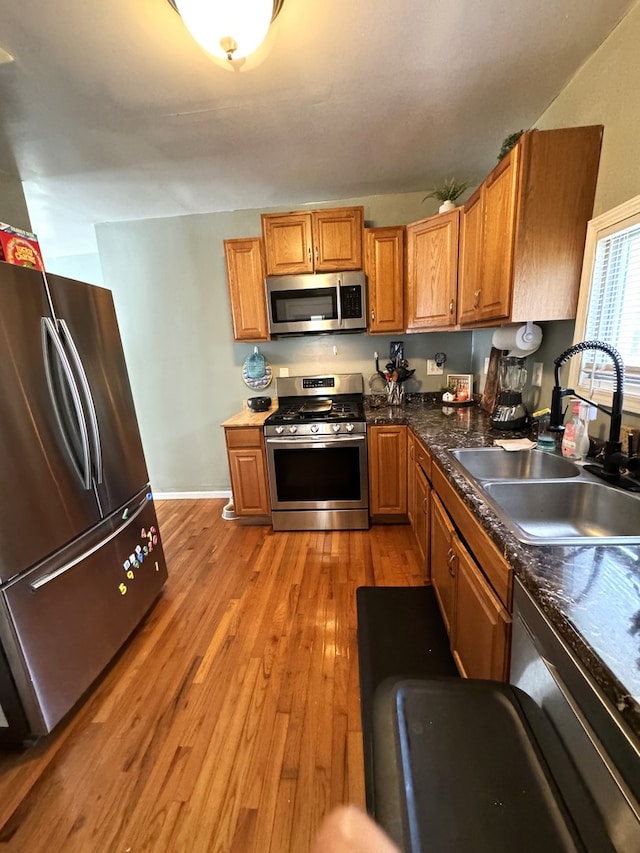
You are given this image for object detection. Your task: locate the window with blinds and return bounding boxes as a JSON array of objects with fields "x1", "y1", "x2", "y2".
[{"x1": 570, "y1": 195, "x2": 640, "y2": 414}]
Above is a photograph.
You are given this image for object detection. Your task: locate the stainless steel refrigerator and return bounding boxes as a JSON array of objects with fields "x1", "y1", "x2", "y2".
[{"x1": 0, "y1": 261, "x2": 168, "y2": 745}]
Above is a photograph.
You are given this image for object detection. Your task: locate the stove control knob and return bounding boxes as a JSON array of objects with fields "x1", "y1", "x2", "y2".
[
  {"x1": 310, "y1": 424, "x2": 320, "y2": 433},
  {"x1": 275, "y1": 426, "x2": 284, "y2": 435},
  {"x1": 345, "y1": 423, "x2": 355, "y2": 433},
  {"x1": 332, "y1": 423, "x2": 341, "y2": 433},
  {"x1": 288, "y1": 425, "x2": 298, "y2": 434}
]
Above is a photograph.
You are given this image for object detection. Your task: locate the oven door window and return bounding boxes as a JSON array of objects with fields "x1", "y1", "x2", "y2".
[
  {"x1": 272, "y1": 445, "x2": 361, "y2": 502},
  {"x1": 270, "y1": 287, "x2": 338, "y2": 324}
]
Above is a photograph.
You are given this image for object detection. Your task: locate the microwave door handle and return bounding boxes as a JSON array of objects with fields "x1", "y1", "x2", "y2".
[{"x1": 336, "y1": 276, "x2": 343, "y2": 325}]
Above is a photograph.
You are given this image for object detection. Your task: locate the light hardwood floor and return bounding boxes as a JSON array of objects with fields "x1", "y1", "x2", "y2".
[{"x1": 0, "y1": 499, "x2": 424, "y2": 852}]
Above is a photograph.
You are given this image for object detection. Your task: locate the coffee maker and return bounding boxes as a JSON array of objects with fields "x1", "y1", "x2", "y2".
[{"x1": 491, "y1": 356, "x2": 528, "y2": 430}]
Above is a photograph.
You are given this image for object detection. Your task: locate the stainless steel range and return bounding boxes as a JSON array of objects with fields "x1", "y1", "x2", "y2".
[{"x1": 264, "y1": 373, "x2": 369, "y2": 531}]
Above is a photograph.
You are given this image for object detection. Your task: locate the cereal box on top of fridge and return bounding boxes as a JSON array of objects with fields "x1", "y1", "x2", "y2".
[{"x1": 0, "y1": 222, "x2": 44, "y2": 270}]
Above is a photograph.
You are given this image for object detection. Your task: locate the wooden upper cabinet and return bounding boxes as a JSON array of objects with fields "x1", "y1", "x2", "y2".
[
  {"x1": 406, "y1": 209, "x2": 460, "y2": 331},
  {"x1": 313, "y1": 207, "x2": 363, "y2": 271},
  {"x1": 260, "y1": 212, "x2": 314, "y2": 275},
  {"x1": 224, "y1": 238, "x2": 269, "y2": 342},
  {"x1": 458, "y1": 125, "x2": 603, "y2": 327},
  {"x1": 365, "y1": 226, "x2": 404, "y2": 334},
  {"x1": 457, "y1": 187, "x2": 483, "y2": 325},
  {"x1": 261, "y1": 206, "x2": 364, "y2": 276}
]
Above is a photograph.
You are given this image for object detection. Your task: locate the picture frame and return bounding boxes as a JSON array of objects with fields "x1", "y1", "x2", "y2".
[{"x1": 446, "y1": 373, "x2": 473, "y2": 402}]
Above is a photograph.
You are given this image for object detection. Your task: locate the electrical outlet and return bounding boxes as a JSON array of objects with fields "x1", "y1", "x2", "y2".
[
  {"x1": 427, "y1": 359, "x2": 444, "y2": 375},
  {"x1": 532, "y1": 362, "x2": 543, "y2": 387}
]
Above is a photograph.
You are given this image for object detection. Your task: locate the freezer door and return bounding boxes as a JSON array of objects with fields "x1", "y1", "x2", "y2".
[
  {"x1": 0, "y1": 493, "x2": 168, "y2": 735},
  {"x1": 46, "y1": 273, "x2": 150, "y2": 516},
  {"x1": 0, "y1": 264, "x2": 101, "y2": 583}
]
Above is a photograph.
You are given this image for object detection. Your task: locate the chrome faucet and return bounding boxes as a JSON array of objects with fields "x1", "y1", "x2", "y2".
[{"x1": 550, "y1": 340, "x2": 640, "y2": 489}]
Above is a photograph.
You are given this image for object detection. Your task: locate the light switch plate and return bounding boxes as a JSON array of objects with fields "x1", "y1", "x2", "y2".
[
  {"x1": 427, "y1": 359, "x2": 444, "y2": 375},
  {"x1": 532, "y1": 362, "x2": 543, "y2": 387}
]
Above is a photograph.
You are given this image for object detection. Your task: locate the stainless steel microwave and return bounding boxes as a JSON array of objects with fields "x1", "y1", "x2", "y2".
[{"x1": 265, "y1": 271, "x2": 367, "y2": 337}]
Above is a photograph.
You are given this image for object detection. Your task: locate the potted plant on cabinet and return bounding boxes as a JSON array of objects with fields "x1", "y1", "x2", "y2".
[{"x1": 423, "y1": 178, "x2": 471, "y2": 213}]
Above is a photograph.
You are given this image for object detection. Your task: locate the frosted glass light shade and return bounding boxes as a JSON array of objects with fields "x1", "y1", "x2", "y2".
[{"x1": 175, "y1": 0, "x2": 274, "y2": 60}]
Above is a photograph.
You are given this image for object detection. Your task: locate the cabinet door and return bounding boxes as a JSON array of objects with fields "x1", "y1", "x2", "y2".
[
  {"x1": 368, "y1": 425, "x2": 407, "y2": 518},
  {"x1": 451, "y1": 539, "x2": 510, "y2": 681},
  {"x1": 225, "y1": 428, "x2": 271, "y2": 516},
  {"x1": 477, "y1": 146, "x2": 520, "y2": 323},
  {"x1": 414, "y1": 465, "x2": 431, "y2": 582},
  {"x1": 430, "y1": 493, "x2": 456, "y2": 634},
  {"x1": 365, "y1": 226, "x2": 404, "y2": 333},
  {"x1": 457, "y1": 188, "x2": 484, "y2": 325},
  {"x1": 312, "y1": 207, "x2": 363, "y2": 271},
  {"x1": 224, "y1": 238, "x2": 270, "y2": 341},
  {"x1": 261, "y1": 213, "x2": 314, "y2": 275},
  {"x1": 406, "y1": 210, "x2": 459, "y2": 331},
  {"x1": 407, "y1": 431, "x2": 416, "y2": 528}
]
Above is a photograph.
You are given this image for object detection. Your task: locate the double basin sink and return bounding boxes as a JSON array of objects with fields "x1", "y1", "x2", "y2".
[{"x1": 445, "y1": 447, "x2": 640, "y2": 546}]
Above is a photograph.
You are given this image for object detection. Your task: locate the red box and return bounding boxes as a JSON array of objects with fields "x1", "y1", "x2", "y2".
[{"x1": 0, "y1": 222, "x2": 44, "y2": 270}]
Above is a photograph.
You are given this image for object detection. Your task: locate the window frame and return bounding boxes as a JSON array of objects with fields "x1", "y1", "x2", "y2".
[{"x1": 569, "y1": 194, "x2": 640, "y2": 415}]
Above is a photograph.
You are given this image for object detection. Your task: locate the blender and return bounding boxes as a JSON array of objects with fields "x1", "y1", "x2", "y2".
[{"x1": 491, "y1": 356, "x2": 528, "y2": 430}]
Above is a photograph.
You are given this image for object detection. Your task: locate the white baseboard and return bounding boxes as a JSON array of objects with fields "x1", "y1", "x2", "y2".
[{"x1": 152, "y1": 490, "x2": 232, "y2": 501}]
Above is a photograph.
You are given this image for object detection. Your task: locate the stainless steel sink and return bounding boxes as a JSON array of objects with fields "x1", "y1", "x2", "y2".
[
  {"x1": 482, "y1": 480, "x2": 640, "y2": 545},
  {"x1": 448, "y1": 447, "x2": 580, "y2": 481},
  {"x1": 445, "y1": 446, "x2": 640, "y2": 545}
]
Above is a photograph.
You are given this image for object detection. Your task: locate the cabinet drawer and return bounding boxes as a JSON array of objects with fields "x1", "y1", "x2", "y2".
[
  {"x1": 225, "y1": 427, "x2": 264, "y2": 449},
  {"x1": 432, "y1": 462, "x2": 512, "y2": 609},
  {"x1": 414, "y1": 434, "x2": 432, "y2": 480}
]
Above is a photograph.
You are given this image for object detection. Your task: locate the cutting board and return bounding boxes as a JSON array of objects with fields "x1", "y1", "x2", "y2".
[{"x1": 480, "y1": 347, "x2": 505, "y2": 414}]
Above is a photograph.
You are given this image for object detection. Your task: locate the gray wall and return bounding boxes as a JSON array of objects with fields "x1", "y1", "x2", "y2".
[
  {"x1": 96, "y1": 194, "x2": 473, "y2": 494},
  {"x1": 94, "y1": 2, "x2": 640, "y2": 494},
  {"x1": 0, "y1": 171, "x2": 31, "y2": 232}
]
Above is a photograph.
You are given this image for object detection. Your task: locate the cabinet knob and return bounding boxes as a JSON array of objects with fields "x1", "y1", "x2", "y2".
[
  {"x1": 308, "y1": 246, "x2": 312, "y2": 262},
  {"x1": 474, "y1": 289, "x2": 481, "y2": 310},
  {"x1": 449, "y1": 299, "x2": 455, "y2": 314},
  {"x1": 371, "y1": 308, "x2": 375, "y2": 322},
  {"x1": 315, "y1": 246, "x2": 319, "y2": 263},
  {"x1": 422, "y1": 497, "x2": 428, "y2": 513}
]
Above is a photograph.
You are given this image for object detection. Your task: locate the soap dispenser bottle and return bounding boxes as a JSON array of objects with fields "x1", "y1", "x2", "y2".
[{"x1": 562, "y1": 402, "x2": 582, "y2": 459}]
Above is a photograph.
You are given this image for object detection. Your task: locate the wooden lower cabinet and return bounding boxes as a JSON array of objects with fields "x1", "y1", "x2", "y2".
[
  {"x1": 451, "y1": 538, "x2": 511, "y2": 681},
  {"x1": 224, "y1": 427, "x2": 271, "y2": 517},
  {"x1": 414, "y1": 466, "x2": 430, "y2": 580},
  {"x1": 407, "y1": 431, "x2": 417, "y2": 528},
  {"x1": 428, "y1": 459, "x2": 513, "y2": 681},
  {"x1": 408, "y1": 430, "x2": 432, "y2": 579},
  {"x1": 430, "y1": 493, "x2": 456, "y2": 634},
  {"x1": 368, "y1": 424, "x2": 407, "y2": 520}
]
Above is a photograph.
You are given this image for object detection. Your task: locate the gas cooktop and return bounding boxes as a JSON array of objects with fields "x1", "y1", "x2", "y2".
[{"x1": 264, "y1": 373, "x2": 366, "y2": 436}]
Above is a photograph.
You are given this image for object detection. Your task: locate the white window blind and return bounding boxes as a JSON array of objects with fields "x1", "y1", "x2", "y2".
[{"x1": 570, "y1": 195, "x2": 640, "y2": 412}]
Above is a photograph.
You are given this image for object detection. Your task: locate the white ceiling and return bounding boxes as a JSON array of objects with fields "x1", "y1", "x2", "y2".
[{"x1": 0, "y1": 0, "x2": 635, "y2": 259}]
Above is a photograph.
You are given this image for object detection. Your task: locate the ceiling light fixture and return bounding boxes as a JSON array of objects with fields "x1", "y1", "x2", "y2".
[{"x1": 168, "y1": 0, "x2": 284, "y2": 62}]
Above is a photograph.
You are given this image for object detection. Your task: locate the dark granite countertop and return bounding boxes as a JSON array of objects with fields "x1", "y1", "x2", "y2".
[{"x1": 365, "y1": 394, "x2": 640, "y2": 743}]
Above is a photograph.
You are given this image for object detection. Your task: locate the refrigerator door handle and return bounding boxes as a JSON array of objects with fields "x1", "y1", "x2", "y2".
[
  {"x1": 41, "y1": 317, "x2": 92, "y2": 490},
  {"x1": 57, "y1": 318, "x2": 103, "y2": 485},
  {"x1": 29, "y1": 494, "x2": 151, "y2": 591}
]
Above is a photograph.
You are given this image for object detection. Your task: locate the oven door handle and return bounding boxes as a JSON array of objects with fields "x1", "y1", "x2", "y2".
[{"x1": 266, "y1": 435, "x2": 366, "y2": 450}]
